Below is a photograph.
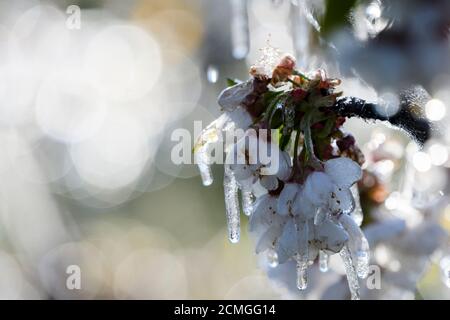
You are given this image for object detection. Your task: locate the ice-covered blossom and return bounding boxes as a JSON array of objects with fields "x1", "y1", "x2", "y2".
[
  {"x1": 194, "y1": 50, "x2": 429, "y2": 300},
  {"x1": 247, "y1": 157, "x2": 368, "y2": 298}
]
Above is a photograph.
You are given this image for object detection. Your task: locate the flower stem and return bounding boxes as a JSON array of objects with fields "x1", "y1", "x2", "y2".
[
  {"x1": 301, "y1": 111, "x2": 323, "y2": 170},
  {"x1": 292, "y1": 128, "x2": 302, "y2": 171}
]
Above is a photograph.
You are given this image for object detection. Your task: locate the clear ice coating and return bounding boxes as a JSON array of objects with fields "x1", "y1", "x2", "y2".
[
  {"x1": 350, "y1": 185, "x2": 364, "y2": 226},
  {"x1": 319, "y1": 251, "x2": 329, "y2": 272},
  {"x1": 230, "y1": 0, "x2": 249, "y2": 59},
  {"x1": 224, "y1": 166, "x2": 241, "y2": 243},
  {"x1": 340, "y1": 245, "x2": 361, "y2": 300},
  {"x1": 296, "y1": 254, "x2": 309, "y2": 290}
]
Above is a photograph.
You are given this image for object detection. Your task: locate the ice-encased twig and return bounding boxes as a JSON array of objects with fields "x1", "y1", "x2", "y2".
[
  {"x1": 340, "y1": 245, "x2": 360, "y2": 300},
  {"x1": 339, "y1": 214, "x2": 370, "y2": 279},
  {"x1": 224, "y1": 166, "x2": 240, "y2": 243},
  {"x1": 350, "y1": 184, "x2": 363, "y2": 226}
]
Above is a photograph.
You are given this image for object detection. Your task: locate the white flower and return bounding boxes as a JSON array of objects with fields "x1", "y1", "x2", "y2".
[
  {"x1": 226, "y1": 130, "x2": 291, "y2": 190},
  {"x1": 277, "y1": 183, "x2": 301, "y2": 216},
  {"x1": 194, "y1": 106, "x2": 253, "y2": 187},
  {"x1": 301, "y1": 158, "x2": 362, "y2": 218}
]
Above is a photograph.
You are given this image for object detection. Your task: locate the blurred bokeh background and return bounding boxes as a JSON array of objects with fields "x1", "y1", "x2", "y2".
[{"x1": 0, "y1": 0, "x2": 448, "y2": 299}]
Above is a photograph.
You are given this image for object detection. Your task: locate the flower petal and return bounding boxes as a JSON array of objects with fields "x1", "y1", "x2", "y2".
[
  {"x1": 314, "y1": 220, "x2": 349, "y2": 254},
  {"x1": 277, "y1": 183, "x2": 300, "y2": 216},
  {"x1": 275, "y1": 220, "x2": 298, "y2": 264},
  {"x1": 248, "y1": 194, "x2": 279, "y2": 232},
  {"x1": 324, "y1": 158, "x2": 362, "y2": 188},
  {"x1": 329, "y1": 186, "x2": 355, "y2": 215},
  {"x1": 275, "y1": 151, "x2": 292, "y2": 181},
  {"x1": 292, "y1": 192, "x2": 316, "y2": 220},
  {"x1": 259, "y1": 175, "x2": 279, "y2": 191},
  {"x1": 255, "y1": 223, "x2": 284, "y2": 253},
  {"x1": 302, "y1": 172, "x2": 334, "y2": 205}
]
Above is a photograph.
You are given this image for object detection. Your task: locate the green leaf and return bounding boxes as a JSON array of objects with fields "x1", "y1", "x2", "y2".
[
  {"x1": 226, "y1": 78, "x2": 238, "y2": 87},
  {"x1": 279, "y1": 129, "x2": 292, "y2": 150}
]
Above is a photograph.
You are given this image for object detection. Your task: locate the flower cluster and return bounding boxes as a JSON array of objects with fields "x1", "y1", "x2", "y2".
[{"x1": 195, "y1": 51, "x2": 373, "y2": 299}]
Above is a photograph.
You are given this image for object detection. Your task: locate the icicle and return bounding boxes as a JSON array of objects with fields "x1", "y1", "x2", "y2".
[
  {"x1": 241, "y1": 185, "x2": 255, "y2": 216},
  {"x1": 194, "y1": 120, "x2": 222, "y2": 186},
  {"x1": 296, "y1": 219, "x2": 309, "y2": 290},
  {"x1": 339, "y1": 214, "x2": 370, "y2": 278},
  {"x1": 445, "y1": 267, "x2": 450, "y2": 288},
  {"x1": 195, "y1": 147, "x2": 213, "y2": 186},
  {"x1": 230, "y1": 0, "x2": 249, "y2": 59},
  {"x1": 314, "y1": 207, "x2": 328, "y2": 225},
  {"x1": 319, "y1": 251, "x2": 329, "y2": 272},
  {"x1": 440, "y1": 256, "x2": 450, "y2": 288},
  {"x1": 266, "y1": 249, "x2": 279, "y2": 268},
  {"x1": 350, "y1": 184, "x2": 363, "y2": 226},
  {"x1": 239, "y1": 177, "x2": 255, "y2": 216},
  {"x1": 355, "y1": 238, "x2": 370, "y2": 279},
  {"x1": 290, "y1": 0, "x2": 310, "y2": 69},
  {"x1": 340, "y1": 246, "x2": 360, "y2": 300},
  {"x1": 224, "y1": 166, "x2": 240, "y2": 243},
  {"x1": 296, "y1": 254, "x2": 309, "y2": 290}
]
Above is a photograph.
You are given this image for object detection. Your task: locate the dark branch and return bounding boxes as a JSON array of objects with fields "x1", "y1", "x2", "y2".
[{"x1": 329, "y1": 87, "x2": 434, "y2": 147}]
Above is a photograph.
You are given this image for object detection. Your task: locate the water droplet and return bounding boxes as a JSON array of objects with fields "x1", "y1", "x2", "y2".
[
  {"x1": 425, "y1": 98, "x2": 446, "y2": 121},
  {"x1": 240, "y1": 183, "x2": 255, "y2": 216},
  {"x1": 206, "y1": 65, "x2": 219, "y2": 83},
  {"x1": 376, "y1": 92, "x2": 400, "y2": 118},
  {"x1": 266, "y1": 249, "x2": 279, "y2": 268},
  {"x1": 350, "y1": 185, "x2": 363, "y2": 226}
]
